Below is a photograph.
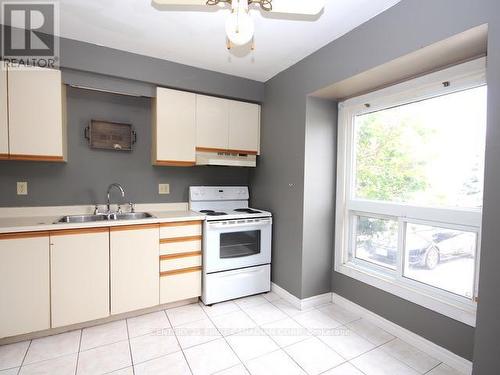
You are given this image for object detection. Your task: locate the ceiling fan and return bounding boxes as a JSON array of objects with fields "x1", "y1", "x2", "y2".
[{"x1": 152, "y1": 0, "x2": 325, "y2": 49}]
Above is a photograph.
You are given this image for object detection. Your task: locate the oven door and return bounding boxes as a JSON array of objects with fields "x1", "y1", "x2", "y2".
[{"x1": 204, "y1": 217, "x2": 272, "y2": 273}]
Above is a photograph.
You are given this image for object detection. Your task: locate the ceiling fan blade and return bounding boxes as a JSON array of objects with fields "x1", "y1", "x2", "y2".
[
  {"x1": 152, "y1": 0, "x2": 209, "y2": 5},
  {"x1": 265, "y1": 0, "x2": 325, "y2": 15}
]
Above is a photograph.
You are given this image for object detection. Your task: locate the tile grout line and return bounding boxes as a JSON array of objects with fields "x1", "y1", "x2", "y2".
[
  {"x1": 203, "y1": 302, "x2": 253, "y2": 375},
  {"x1": 378, "y1": 338, "x2": 442, "y2": 374},
  {"x1": 319, "y1": 303, "x2": 447, "y2": 374},
  {"x1": 311, "y1": 306, "x2": 427, "y2": 373},
  {"x1": 124, "y1": 319, "x2": 135, "y2": 375},
  {"x1": 231, "y1": 295, "x2": 314, "y2": 374},
  {"x1": 424, "y1": 362, "x2": 445, "y2": 374},
  {"x1": 74, "y1": 329, "x2": 83, "y2": 375},
  {"x1": 283, "y1": 307, "x2": 350, "y2": 374},
  {"x1": 163, "y1": 309, "x2": 194, "y2": 375},
  {"x1": 17, "y1": 339, "x2": 32, "y2": 374}
]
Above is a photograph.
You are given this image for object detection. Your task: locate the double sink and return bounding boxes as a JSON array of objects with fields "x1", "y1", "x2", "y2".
[
  {"x1": 56, "y1": 212, "x2": 154, "y2": 224},
  {"x1": 55, "y1": 184, "x2": 155, "y2": 224}
]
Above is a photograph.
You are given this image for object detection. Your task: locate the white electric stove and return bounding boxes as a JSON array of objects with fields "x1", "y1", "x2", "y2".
[{"x1": 189, "y1": 186, "x2": 272, "y2": 305}]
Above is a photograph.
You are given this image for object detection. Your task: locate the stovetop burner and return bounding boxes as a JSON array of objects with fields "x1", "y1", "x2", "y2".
[
  {"x1": 234, "y1": 208, "x2": 262, "y2": 214},
  {"x1": 200, "y1": 210, "x2": 228, "y2": 216}
]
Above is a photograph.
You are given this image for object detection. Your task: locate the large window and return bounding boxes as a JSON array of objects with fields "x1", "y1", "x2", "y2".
[{"x1": 335, "y1": 58, "x2": 486, "y2": 326}]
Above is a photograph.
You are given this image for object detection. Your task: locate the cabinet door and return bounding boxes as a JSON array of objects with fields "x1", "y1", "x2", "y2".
[
  {"x1": 153, "y1": 87, "x2": 196, "y2": 166},
  {"x1": 228, "y1": 101, "x2": 261, "y2": 154},
  {"x1": 196, "y1": 94, "x2": 229, "y2": 150},
  {"x1": 110, "y1": 225, "x2": 159, "y2": 315},
  {"x1": 50, "y1": 228, "x2": 110, "y2": 328},
  {"x1": 0, "y1": 63, "x2": 8, "y2": 159},
  {"x1": 7, "y1": 66, "x2": 66, "y2": 161},
  {"x1": 0, "y1": 233, "x2": 50, "y2": 338}
]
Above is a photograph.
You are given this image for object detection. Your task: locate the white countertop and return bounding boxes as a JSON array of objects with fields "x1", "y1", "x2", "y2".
[{"x1": 0, "y1": 203, "x2": 206, "y2": 234}]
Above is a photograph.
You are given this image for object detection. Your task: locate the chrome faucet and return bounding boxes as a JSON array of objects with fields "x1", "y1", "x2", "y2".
[{"x1": 106, "y1": 183, "x2": 125, "y2": 213}]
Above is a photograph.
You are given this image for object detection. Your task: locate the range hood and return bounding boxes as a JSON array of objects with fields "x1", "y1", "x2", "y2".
[{"x1": 195, "y1": 149, "x2": 257, "y2": 167}]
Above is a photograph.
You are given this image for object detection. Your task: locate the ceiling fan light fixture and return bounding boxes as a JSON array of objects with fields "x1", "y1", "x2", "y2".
[{"x1": 225, "y1": 8, "x2": 254, "y2": 46}]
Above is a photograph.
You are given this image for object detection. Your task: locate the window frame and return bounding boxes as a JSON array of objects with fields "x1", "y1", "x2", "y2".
[{"x1": 334, "y1": 57, "x2": 486, "y2": 327}]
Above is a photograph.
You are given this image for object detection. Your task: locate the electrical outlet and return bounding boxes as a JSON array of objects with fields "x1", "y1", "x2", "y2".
[
  {"x1": 17, "y1": 182, "x2": 28, "y2": 195},
  {"x1": 159, "y1": 183, "x2": 170, "y2": 195}
]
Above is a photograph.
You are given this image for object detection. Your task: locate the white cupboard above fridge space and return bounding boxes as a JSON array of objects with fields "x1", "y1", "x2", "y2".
[
  {"x1": 152, "y1": 87, "x2": 261, "y2": 167},
  {"x1": 0, "y1": 63, "x2": 67, "y2": 162}
]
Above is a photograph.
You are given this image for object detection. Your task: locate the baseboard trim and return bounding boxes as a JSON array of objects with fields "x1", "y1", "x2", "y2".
[
  {"x1": 332, "y1": 293, "x2": 472, "y2": 375},
  {"x1": 270, "y1": 282, "x2": 332, "y2": 310},
  {"x1": 271, "y1": 282, "x2": 302, "y2": 309}
]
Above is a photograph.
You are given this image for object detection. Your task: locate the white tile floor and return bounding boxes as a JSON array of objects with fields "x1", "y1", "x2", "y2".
[{"x1": 0, "y1": 293, "x2": 465, "y2": 375}]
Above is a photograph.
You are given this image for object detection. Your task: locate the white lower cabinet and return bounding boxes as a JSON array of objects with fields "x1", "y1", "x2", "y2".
[
  {"x1": 159, "y1": 220, "x2": 203, "y2": 304},
  {"x1": 50, "y1": 228, "x2": 110, "y2": 328},
  {"x1": 0, "y1": 233, "x2": 50, "y2": 338},
  {"x1": 160, "y1": 270, "x2": 202, "y2": 304},
  {"x1": 0, "y1": 221, "x2": 203, "y2": 339},
  {"x1": 110, "y1": 224, "x2": 160, "y2": 315}
]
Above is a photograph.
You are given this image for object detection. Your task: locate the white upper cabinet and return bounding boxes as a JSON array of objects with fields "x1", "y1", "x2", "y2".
[
  {"x1": 7, "y1": 66, "x2": 66, "y2": 161},
  {"x1": 196, "y1": 94, "x2": 229, "y2": 150},
  {"x1": 152, "y1": 87, "x2": 261, "y2": 166},
  {"x1": 228, "y1": 100, "x2": 260, "y2": 154},
  {"x1": 153, "y1": 87, "x2": 196, "y2": 166},
  {"x1": 0, "y1": 63, "x2": 8, "y2": 159}
]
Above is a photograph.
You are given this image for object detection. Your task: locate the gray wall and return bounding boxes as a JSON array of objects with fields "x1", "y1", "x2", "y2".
[
  {"x1": 0, "y1": 87, "x2": 249, "y2": 206},
  {"x1": 301, "y1": 97, "x2": 337, "y2": 297},
  {"x1": 251, "y1": 0, "x2": 500, "y2": 366}
]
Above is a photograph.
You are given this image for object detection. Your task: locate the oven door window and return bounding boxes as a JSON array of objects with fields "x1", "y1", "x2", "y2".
[{"x1": 220, "y1": 230, "x2": 261, "y2": 259}]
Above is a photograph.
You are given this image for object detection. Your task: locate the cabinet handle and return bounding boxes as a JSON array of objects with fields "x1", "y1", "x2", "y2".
[{"x1": 160, "y1": 266, "x2": 201, "y2": 277}]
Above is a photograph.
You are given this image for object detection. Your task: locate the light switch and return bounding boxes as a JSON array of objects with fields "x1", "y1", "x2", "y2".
[
  {"x1": 17, "y1": 182, "x2": 28, "y2": 195},
  {"x1": 159, "y1": 183, "x2": 170, "y2": 195}
]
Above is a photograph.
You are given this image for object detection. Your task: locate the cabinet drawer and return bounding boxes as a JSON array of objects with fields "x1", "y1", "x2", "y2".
[
  {"x1": 160, "y1": 269, "x2": 201, "y2": 304},
  {"x1": 160, "y1": 254, "x2": 201, "y2": 273},
  {"x1": 160, "y1": 239, "x2": 201, "y2": 256},
  {"x1": 160, "y1": 221, "x2": 202, "y2": 239}
]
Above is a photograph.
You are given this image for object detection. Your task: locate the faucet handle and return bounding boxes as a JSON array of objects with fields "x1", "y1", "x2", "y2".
[
  {"x1": 93, "y1": 204, "x2": 100, "y2": 215},
  {"x1": 129, "y1": 202, "x2": 135, "y2": 213},
  {"x1": 117, "y1": 205, "x2": 123, "y2": 214}
]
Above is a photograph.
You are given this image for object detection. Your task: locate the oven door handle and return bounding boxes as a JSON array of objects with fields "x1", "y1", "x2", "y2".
[{"x1": 208, "y1": 220, "x2": 271, "y2": 229}]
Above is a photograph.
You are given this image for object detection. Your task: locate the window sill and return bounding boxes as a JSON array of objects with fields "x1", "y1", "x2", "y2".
[{"x1": 335, "y1": 263, "x2": 476, "y2": 327}]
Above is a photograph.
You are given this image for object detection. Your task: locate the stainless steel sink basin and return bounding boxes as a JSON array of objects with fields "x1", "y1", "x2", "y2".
[
  {"x1": 56, "y1": 214, "x2": 108, "y2": 223},
  {"x1": 113, "y1": 212, "x2": 155, "y2": 220},
  {"x1": 55, "y1": 212, "x2": 155, "y2": 224}
]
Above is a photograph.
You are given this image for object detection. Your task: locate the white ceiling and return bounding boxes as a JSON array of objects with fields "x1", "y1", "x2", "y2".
[{"x1": 59, "y1": 0, "x2": 402, "y2": 82}]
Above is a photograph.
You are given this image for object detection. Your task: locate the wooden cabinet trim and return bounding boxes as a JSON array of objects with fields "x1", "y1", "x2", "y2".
[
  {"x1": 9, "y1": 154, "x2": 65, "y2": 162},
  {"x1": 160, "y1": 235, "x2": 202, "y2": 244},
  {"x1": 196, "y1": 147, "x2": 258, "y2": 155},
  {"x1": 160, "y1": 266, "x2": 202, "y2": 277},
  {"x1": 159, "y1": 220, "x2": 203, "y2": 227},
  {"x1": 154, "y1": 160, "x2": 196, "y2": 167},
  {"x1": 0, "y1": 231, "x2": 49, "y2": 240},
  {"x1": 49, "y1": 227, "x2": 109, "y2": 236},
  {"x1": 0, "y1": 153, "x2": 9, "y2": 160},
  {"x1": 160, "y1": 251, "x2": 202, "y2": 261},
  {"x1": 110, "y1": 223, "x2": 160, "y2": 232}
]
